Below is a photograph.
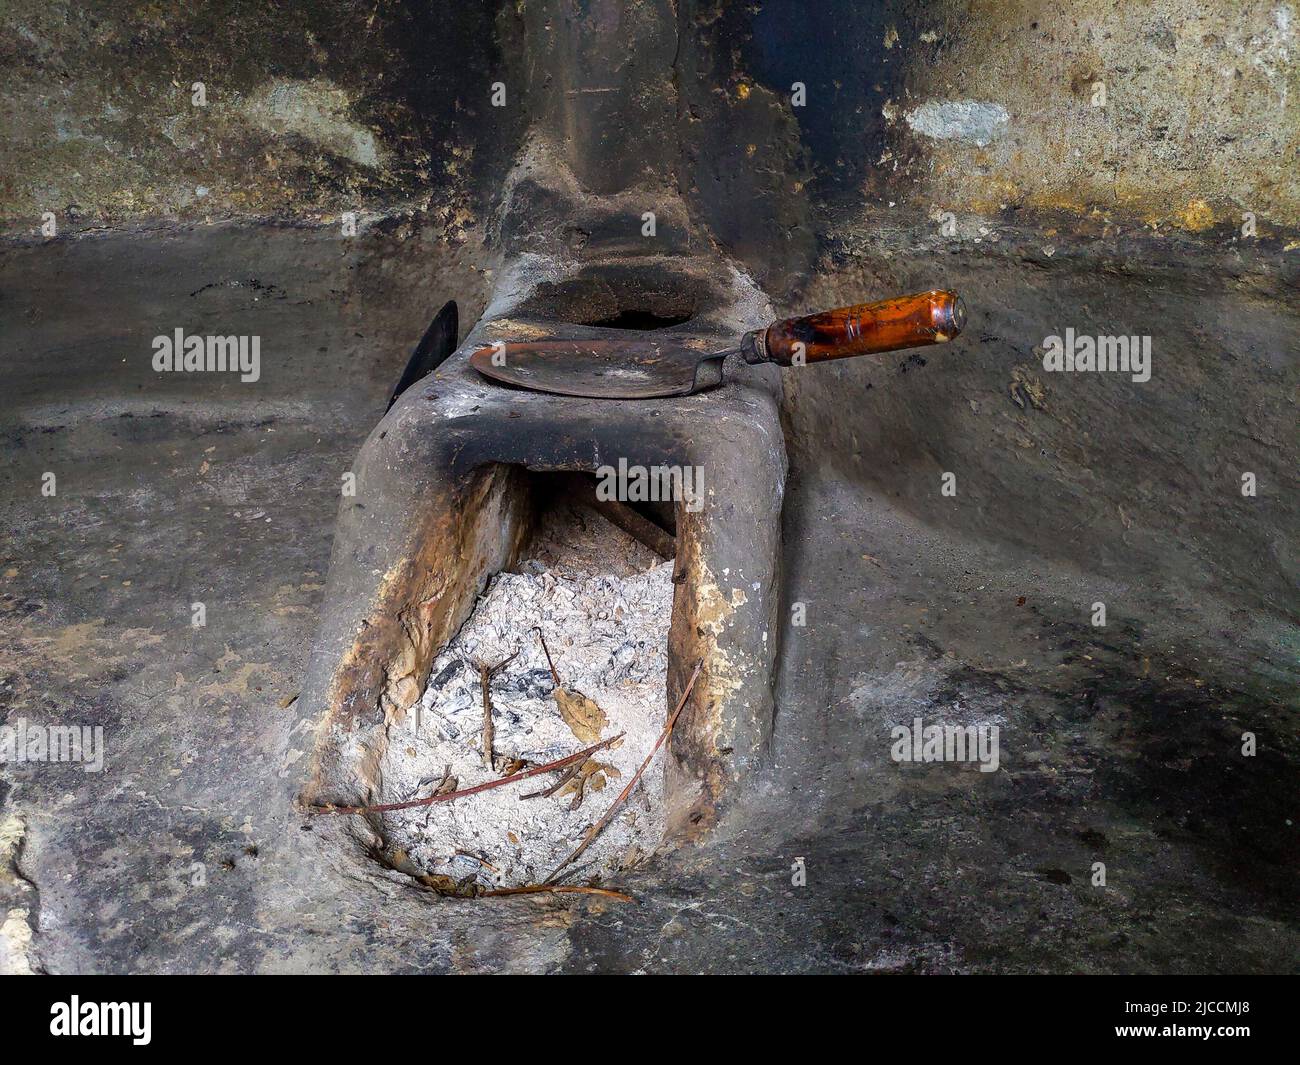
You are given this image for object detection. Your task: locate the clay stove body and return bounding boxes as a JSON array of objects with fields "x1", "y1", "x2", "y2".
[
  {"x1": 300, "y1": 153, "x2": 788, "y2": 862},
  {"x1": 298, "y1": 2, "x2": 794, "y2": 875}
]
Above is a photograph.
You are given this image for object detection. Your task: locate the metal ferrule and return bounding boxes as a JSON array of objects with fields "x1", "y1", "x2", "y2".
[{"x1": 739, "y1": 328, "x2": 768, "y2": 365}]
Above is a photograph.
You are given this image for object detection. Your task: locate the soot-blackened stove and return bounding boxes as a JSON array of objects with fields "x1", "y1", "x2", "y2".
[{"x1": 300, "y1": 137, "x2": 789, "y2": 859}]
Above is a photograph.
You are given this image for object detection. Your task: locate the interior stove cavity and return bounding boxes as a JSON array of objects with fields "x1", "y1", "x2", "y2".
[{"x1": 381, "y1": 494, "x2": 675, "y2": 890}]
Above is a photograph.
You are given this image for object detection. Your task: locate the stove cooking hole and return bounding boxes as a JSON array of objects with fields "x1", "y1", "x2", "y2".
[
  {"x1": 520, "y1": 264, "x2": 704, "y2": 330},
  {"x1": 582, "y1": 309, "x2": 693, "y2": 330}
]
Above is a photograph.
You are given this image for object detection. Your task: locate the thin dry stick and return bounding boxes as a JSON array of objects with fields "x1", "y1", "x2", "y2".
[
  {"x1": 545, "y1": 659, "x2": 703, "y2": 884},
  {"x1": 521, "y1": 761, "x2": 582, "y2": 800},
  {"x1": 310, "y1": 734, "x2": 623, "y2": 816},
  {"x1": 475, "y1": 649, "x2": 518, "y2": 770},
  {"x1": 533, "y1": 626, "x2": 561, "y2": 686},
  {"x1": 423, "y1": 765, "x2": 456, "y2": 826},
  {"x1": 480, "y1": 884, "x2": 635, "y2": 904},
  {"x1": 479, "y1": 666, "x2": 495, "y2": 770},
  {"x1": 454, "y1": 850, "x2": 499, "y2": 873}
]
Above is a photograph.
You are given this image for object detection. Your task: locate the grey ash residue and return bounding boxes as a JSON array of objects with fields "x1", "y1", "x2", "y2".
[{"x1": 378, "y1": 502, "x2": 674, "y2": 889}]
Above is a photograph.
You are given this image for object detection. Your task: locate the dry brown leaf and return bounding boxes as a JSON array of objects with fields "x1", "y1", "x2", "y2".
[
  {"x1": 418, "y1": 871, "x2": 482, "y2": 898},
  {"x1": 556, "y1": 758, "x2": 616, "y2": 810},
  {"x1": 535, "y1": 627, "x2": 608, "y2": 744},
  {"x1": 558, "y1": 771, "x2": 585, "y2": 808},
  {"x1": 554, "y1": 687, "x2": 607, "y2": 744}
]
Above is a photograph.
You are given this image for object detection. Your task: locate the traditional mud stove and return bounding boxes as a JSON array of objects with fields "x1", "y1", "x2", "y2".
[{"x1": 297, "y1": 6, "x2": 963, "y2": 879}]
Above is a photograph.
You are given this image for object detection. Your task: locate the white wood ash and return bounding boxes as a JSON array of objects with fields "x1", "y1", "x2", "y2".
[{"x1": 378, "y1": 501, "x2": 673, "y2": 889}]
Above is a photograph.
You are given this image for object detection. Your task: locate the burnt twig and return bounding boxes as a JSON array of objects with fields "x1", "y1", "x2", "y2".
[
  {"x1": 423, "y1": 765, "x2": 457, "y2": 826},
  {"x1": 533, "y1": 626, "x2": 561, "y2": 687},
  {"x1": 560, "y1": 475, "x2": 675, "y2": 560},
  {"x1": 544, "y1": 660, "x2": 703, "y2": 884},
  {"x1": 474, "y1": 648, "x2": 518, "y2": 770},
  {"x1": 521, "y1": 761, "x2": 582, "y2": 800},
  {"x1": 407, "y1": 763, "x2": 455, "y2": 804},
  {"x1": 309, "y1": 734, "x2": 623, "y2": 816},
  {"x1": 480, "y1": 884, "x2": 635, "y2": 904},
  {"x1": 454, "y1": 849, "x2": 499, "y2": 873}
]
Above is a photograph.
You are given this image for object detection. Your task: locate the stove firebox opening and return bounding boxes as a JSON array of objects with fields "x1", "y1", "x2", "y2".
[{"x1": 363, "y1": 470, "x2": 688, "y2": 893}]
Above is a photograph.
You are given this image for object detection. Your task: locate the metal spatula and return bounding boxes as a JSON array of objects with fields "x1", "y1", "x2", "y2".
[{"x1": 469, "y1": 290, "x2": 965, "y2": 400}]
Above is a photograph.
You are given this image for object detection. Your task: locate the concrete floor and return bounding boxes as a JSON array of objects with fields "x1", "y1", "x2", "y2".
[{"x1": 1, "y1": 222, "x2": 1295, "y2": 973}]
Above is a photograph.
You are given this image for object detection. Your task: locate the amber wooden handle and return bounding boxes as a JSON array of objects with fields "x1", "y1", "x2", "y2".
[{"x1": 753, "y1": 290, "x2": 966, "y2": 366}]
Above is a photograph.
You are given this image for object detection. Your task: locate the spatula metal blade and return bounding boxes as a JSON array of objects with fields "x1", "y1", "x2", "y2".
[{"x1": 469, "y1": 339, "x2": 725, "y2": 399}]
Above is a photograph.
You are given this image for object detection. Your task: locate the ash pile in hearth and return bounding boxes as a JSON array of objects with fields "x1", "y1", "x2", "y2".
[{"x1": 378, "y1": 500, "x2": 673, "y2": 892}]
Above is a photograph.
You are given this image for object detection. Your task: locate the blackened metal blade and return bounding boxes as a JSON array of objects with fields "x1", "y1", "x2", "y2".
[
  {"x1": 469, "y1": 338, "x2": 732, "y2": 399},
  {"x1": 387, "y1": 300, "x2": 459, "y2": 410}
]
